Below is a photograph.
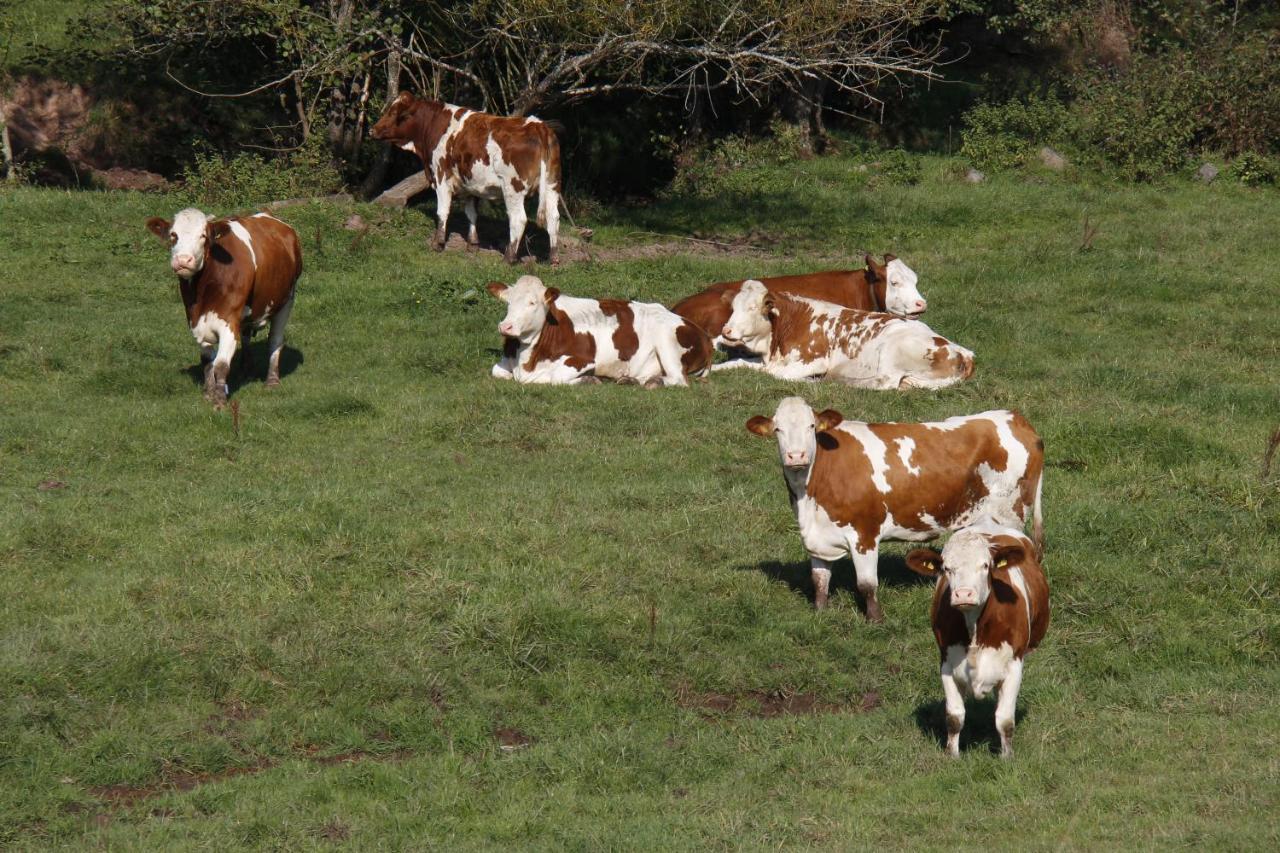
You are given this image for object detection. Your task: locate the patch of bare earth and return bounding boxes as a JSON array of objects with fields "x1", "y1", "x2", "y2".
[{"x1": 675, "y1": 682, "x2": 882, "y2": 719}]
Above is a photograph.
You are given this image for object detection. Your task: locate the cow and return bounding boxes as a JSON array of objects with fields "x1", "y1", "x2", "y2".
[
  {"x1": 905, "y1": 520, "x2": 1050, "y2": 758},
  {"x1": 370, "y1": 92, "x2": 561, "y2": 265},
  {"x1": 721, "y1": 280, "x2": 973, "y2": 389},
  {"x1": 744, "y1": 397, "x2": 1044, "y2": 621},
  {"x1": 145, "y1": 208, "x2": 301, "y2": 409},
  {"x1": 671, "y1": 254, "x2": 926, "y2": 346},
  {"x1": 487, "y1": 275, "x2": 713, "y2": 386}
]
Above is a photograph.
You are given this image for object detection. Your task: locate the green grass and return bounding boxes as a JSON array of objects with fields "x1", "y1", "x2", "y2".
[{"x1": 1, "y1": 157, "x2": 1278, "y2": 849}]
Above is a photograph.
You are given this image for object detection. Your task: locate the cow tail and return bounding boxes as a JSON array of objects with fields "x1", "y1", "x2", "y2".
[
  {"x1": 1031, "y1": 468, "x2": 1045, "y2": 560},
  {"x1": 536, "y1": 124, "x2": 561, "y2": 231}
]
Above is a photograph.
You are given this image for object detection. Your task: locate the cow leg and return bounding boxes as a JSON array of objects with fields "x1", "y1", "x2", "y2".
[
  {"x1": 264, "y1": 296, "x2": 295, "y2": 388},
  {"x1": 463, "y1": 198, "x2": 480, "y2": 249},
  {"x1": 995, "y1": 659, "x2": 1023, "y2": 759},
  {"x1": 941, "y1": 647, "x2": 967, "y2": 757},
  {"x1": 502, "y1": 189, "x2": 528, "y2": 265},
  {"x1": 200, "y1": 350, "x2": 216, "y2": 400},
  {"x1": 208, "y1": 317, "x2": 239, "y2": 410},
  {"x1": 656, "y1": 339, "x2": 690, "y2": 387},
  {"x1": 543, "y1": 185, "x2": 560, "y2": 265},
  {"x1": 809, "y1": 556, "x2": 832, "y2": 610},
  {"x1": 850, "y1": 547, "x2": 883, "y2": 623},
  {"x1": 433, "y1": 185, "x2": 453, "y2": 251}
]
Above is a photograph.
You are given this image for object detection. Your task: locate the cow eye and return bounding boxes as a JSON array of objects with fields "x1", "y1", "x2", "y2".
[{"x1": 168, "y1": 234, "x2": 177, "y2": 244}]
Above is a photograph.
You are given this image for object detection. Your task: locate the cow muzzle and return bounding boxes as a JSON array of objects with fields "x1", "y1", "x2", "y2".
[
  {"x1": 171, "y1": 255, "x2": 198, "y2": 278},
  {"x1": 783, "y1": 451, "x2": 809, "y2": 467},
  {"x1": 950, "y1": 587, "x2": 979, "y2": 609},
  {"x1": 498, "y1": 321, "x2": 517, "y2": 337}
]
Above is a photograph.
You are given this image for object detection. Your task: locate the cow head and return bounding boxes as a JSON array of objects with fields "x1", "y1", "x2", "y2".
[
  {"x1": 746, "y1": 397, "x2": 843, "y2": 470},
  {"x1": 866, "y1": 254, "x2": 926, "y2": 318},
  {"x1": 906, "y1": 529, "x2": 1027, "y2": 611},
  {"x1": 487, "y1": 275, "x2": 559, "y2": 342},
  {"x1": 146, "y1": 208, "x2": 231, "y2": 280},
  {"x1": 721, "y1": 279, "x2": 775, "y2": 354}
]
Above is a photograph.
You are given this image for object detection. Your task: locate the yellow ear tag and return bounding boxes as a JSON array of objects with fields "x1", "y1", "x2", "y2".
[{"x1": 996, "y1": 559, "x2": 1008, "y2": 568}]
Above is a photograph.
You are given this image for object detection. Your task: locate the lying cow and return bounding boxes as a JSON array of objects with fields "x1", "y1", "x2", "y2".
[
  {"x1": 722, "y1": 280, "x2": 973, "y2": 389},
  {"x1": 371, "y1": 92, "x2": 562, "y2": 264},
  {"x1": 906, "y1": 520, "x2": 1050, "y2": 758},
  {"x1": 672, "y1": 255, "x2": 926, "y2": 345},
  {"x1": 487, "y1": 275, "x2": 713, "y2": 386},
  {"x1": 145, "y1": 208, "x2": 301, "y2": 408},
  {"x1": 745, "y1": 397, "x2": 1044, "y2": 621}
]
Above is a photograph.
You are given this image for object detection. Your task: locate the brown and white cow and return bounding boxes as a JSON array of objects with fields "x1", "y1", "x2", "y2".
[
  {"x1": 370, "y1": 92, "x2": 562, "y2": 264},
  {"x1": 145, "y1": 208, "x2": 301, "y2": 408},
  {"x1": 906, "y1": 520, "x2": 1050, "y2": 758},
  {"x1": 721, "y1": 281, "x2": 973, "y2": 389},
  {"x1": 671, "y1": 255, "x2": 926, "y2": 346},
  {"x1": 487, "y1": 275, "x2": 712, "y2": 386},
  {"x1": 745, "y1": 397, "x2": 1044, "y2": 621}
]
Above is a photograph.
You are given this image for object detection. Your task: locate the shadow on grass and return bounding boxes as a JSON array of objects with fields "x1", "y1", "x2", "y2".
[
  {"x1": 913, "y1": 698, "x2": 1029, "y2": 757},
  {"x1": 181, "y1": 344, "x2": 305, "y2": 398},
  {"x1": 737, "y1": 552, "x2": 932, "y2": 615}
]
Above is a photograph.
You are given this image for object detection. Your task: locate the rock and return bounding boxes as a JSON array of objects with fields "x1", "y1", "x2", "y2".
[
  {"x1": 458, "y1": 288, "x2": 479, "y2": 302},
  {"x1": 965, "y1": 168, "x2": 986, "y2": 184},
  {"x1": 1196, "y1": 163, "x2": 1219, "y2": 183},
  {"x1": 342, "y1": 214, "x2": 367, "y2": 231},
  {"x1": 1039, "y1": 147, "x2": 1067, "y2": 170}
]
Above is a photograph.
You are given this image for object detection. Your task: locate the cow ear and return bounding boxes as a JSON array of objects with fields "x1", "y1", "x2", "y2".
[
  {"x1": 486, "y1": 281, "x2": 508, "y2": 300},
  {"x1": 814, "y1": 409, "x2": 843, "y2": 432},
  {"x1": 720, "y1": 289, "x2": 736, "y2": 304},
  {"x1": 991, "y1": 543, "x2": 1026, "y2": 571},
  {"x1": 146, "y1": 217, "x2": 172, "y2": 239},
  {"x1": 208, "y1": 221, "x2": 232, "y2": 242},
  {"x1": 762, "y1": 293, "x2": 777, "y2": 317},
  {"x1": 863, "y1": 253, "x2": 879, "y2": 283},
  {"x1": 543, "y1": 287, "x2": 560, "y2": 305},
  {"x1": 905, "y1": 549, "x2": 943, "y2": 577},
  {"x1": 745, "y1": 416, "x2": 774, "y2": 437},
  {"x1": 884, "y1": 253, "x2": 897, "y2": 263}
]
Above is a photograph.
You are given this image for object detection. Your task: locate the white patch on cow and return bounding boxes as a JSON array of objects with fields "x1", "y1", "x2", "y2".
[
  {"x1": 227, "y1": 220, "x2": 257, "y2": 269},
  {"x1": 969, "y1": 413, "x2": 1032, "y2": 526},
  {"x1": 965, "y1": 641, "x2": 1015, "y2": 700},
  {"x1": 192, "y1": 311, "x2": 236, "y2": 371},
  {"x1": 1008, "y1": 566, "x2": 1033, "y2": 631},
  {"x1": 795, "y1": 494, "x2": 852, "y2": 562},
  {"x1": 251, "y1": 212, "x2": 274, "y2": 219},
  {"x1": 895, "y1": 436, "x2": 921, "y2": 475},
  {"x1": 400, "y1": 141, "x2": 417, "y2": 153},
  {"x1": 841, "y1": 422, "x2": 892, "y2": 493}
]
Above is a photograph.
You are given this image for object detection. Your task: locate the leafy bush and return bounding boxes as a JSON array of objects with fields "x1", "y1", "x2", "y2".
[
  {"x1": 960, "y1": 93, "x2": 1075, "y2": 171},
  {"x1": 1228, "y1": 153, "x2": 1276, "y2": 187},
  {"x1": 667, "y1": 121, "x2": 812, "y2": 198},
  {"x1": 875, "y1": 149, "x2": 922, "y2": 185},
  {"x1": 180, "y1": 135, "x2": 342, "y2": 208}
]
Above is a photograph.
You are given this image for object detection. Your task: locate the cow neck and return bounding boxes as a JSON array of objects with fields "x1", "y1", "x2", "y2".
[
  {"x1": 524, "y1": 300, "x2": 595, "y2": 371},
  {"x1": 783, "y1": 463, "x2": 811, "y2": 507},
  {"x1": 414, "y1": 104, "x2": 456, "y2": 169},
  {"x1": 867, "y1": 273, "x2": 887, "y2": 313}
]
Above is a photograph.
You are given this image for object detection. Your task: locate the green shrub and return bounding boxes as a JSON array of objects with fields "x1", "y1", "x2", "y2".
[
  {"x1": 960, "y1": 93, "x2": 1075, "y2": 171},
  {"x1": 875, "y1": 149, "x2": 922, "y2": 185},
  {"x1": 180, "y1": 135, "x2": 342, "y2": 208},
  {"x1": 667, "y1": 121, "x2": 812, "y2": 198},
  {"x1": 1227, "y1": 152, "x2": 1276, "y2": 187}
]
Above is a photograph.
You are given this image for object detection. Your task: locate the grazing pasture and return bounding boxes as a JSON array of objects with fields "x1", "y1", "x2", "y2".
[{"x1": 1, "y1": 155, "x2": 1278, "y2": 847}]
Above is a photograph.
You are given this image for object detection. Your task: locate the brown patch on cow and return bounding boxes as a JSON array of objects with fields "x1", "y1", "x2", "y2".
[
  {"x1": 511, "y1": 176, "x2": 525, "y2": 192},
  {"x1": 599, "y1": 300, "x2": 639, "y2": 361},
  {"x1": 494, "y1": 727, "x2": 533, "y2": 751},
  {"x1": 671, "y1": 268, "x2": 883, "y2": 341},
  {"x1": 674, "y1": 682, "x2": 874, "y2": 719},
  {"x1": 524, "y1": 299, "x2": 596, "y2": 373},
  {"x1": 766, "y1": 294, "x2": 831, "y2": 363},
  {"x1": 676, "y1": 321, "x2": 714, "y2": 376},
  {"x1": 928, "y1": 345, "x2": 974, "y2": 380}
]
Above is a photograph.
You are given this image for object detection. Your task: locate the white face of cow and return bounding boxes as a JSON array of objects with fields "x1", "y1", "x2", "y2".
[
  {"x1": 883, "y1": 258, "x2": 927, "y2": 317},
  {"x1": 487, "y1": 275, "x2": 556, "y2": 342},
  {"x1": 908, "y1": 530, "x2": 1027, "y2": 611},
  {"x1": 746, "y1": 396, "x2": 843, "y2": 470},
  {"x1": 144, "y1": 208, "x2": 213, "y2": 280},
  {"x1": 721, "y1": 279, "x2": 774, "y2": 354}
]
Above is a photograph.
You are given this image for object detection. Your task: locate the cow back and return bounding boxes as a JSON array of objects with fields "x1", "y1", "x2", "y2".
[{"x1": 672, "y1": 270, "x2": 877, "y2": 338}]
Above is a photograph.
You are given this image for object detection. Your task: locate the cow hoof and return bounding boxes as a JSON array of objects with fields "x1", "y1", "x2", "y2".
[
  {"x1": 813, "y1": 594, "x2": 828, "y2": 611},
  {"x1": 549, "y1": 250, "x2": 560, "y2": 266},
  {"x1": 265, "y1": 377, "x2": 281, "y2": 389},
  {"x1": 578, "y1": 376, "x2": 602, "y2": 385},
  {"x1": 643, "y1": 378, "x2": 664, "y2": 390},
  {"x1": 865, "y1": 603, "x2": 885, "y2": 624},
  {"x1": 616, "y1": 377, "x2": 638, "y2": 386}
]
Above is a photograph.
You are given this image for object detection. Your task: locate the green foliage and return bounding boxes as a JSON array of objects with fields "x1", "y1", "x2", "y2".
[
  {"x1": 180, "y1": 136, "x2": 342, "y2": 208},
  {"x1": 876, "y1": 148, "x2": 923, "y2": 185},
  {"x1": 1227, "y1": 152, "x2": 1276, "y2": 187},
  {"x1": 960, "y1": 93, "x2": 1075, "y2": 171},
  {"x1": 666, "y1": 121, "x2": 812, "y2": 198}
]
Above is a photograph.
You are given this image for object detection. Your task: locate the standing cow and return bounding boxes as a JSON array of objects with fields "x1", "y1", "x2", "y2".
[
  {"x1": 370, "y1": 92, "x2": 562, "y2": 264},
  {"x1": 671, "y1": 255, "x2": 927, "y2": 347},
  {"x1": 488, "y1": 275, "x2": 712, "y2": 386},
  {"x1": 745, "y1": 397, "x2": 1044, "y2": 621},
  {"x1": 906, "y1": 520, "x2": 1050, "y2": 758},
  {"x1": 722, "y1": 281, "x2": 973, "y2": 389},
  {"x1": 145, "y1": 208, "x2": 301, "y2": 408}
]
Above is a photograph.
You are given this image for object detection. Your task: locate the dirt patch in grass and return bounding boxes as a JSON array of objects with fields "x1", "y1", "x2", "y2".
[
  {"x1": 675, "y1": 682, "x2": 881, "y2": 719},
  {"x1": 494, "y1": 727, "x2": 534, "y2": 751}
]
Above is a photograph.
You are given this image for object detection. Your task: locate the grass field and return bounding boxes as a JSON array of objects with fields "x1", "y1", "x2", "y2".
[{"x1": 2, "y1": 153, "x2": 1278, "y2": 848}]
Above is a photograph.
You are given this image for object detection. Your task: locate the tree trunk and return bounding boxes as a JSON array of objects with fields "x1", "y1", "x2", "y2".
[
  {"x1": 325, "y1": 0, "x2": 357, "y2": 160},
  {"x1": 359, "y1": 50, "x2": 402, "y2": 200}
]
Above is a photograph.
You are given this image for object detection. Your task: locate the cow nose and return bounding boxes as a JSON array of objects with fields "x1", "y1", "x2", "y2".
[
  {"x1": 498, "y1": 322, "x2": 515, "y2": 336},
  {"x1": 951, "y1": 587, "x2": 978, "y2": 608},
  {"x1": 784, "y1": 451, "x2": 808, "y2": 466},
  {"x1": 172, "y1": 254, "x2": 195, "y2": 271},
  {"x1": 914, "y1": 299, "x2": 927, "y2": 312}
]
